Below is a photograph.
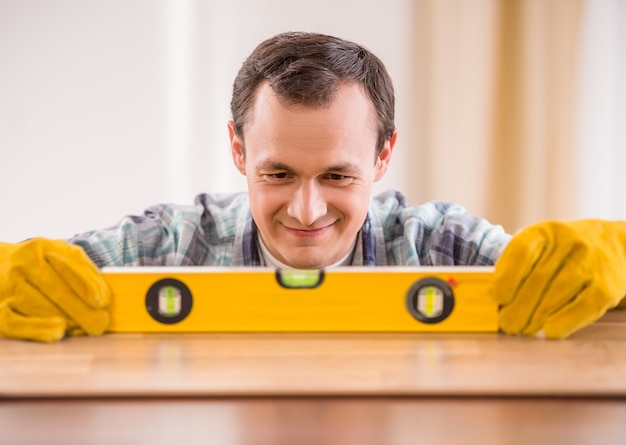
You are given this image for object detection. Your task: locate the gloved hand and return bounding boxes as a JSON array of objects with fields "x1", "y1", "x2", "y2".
[
  {"x1": 493, "y1": 220, "x2": 626, "y2": 339},
  {"x1": 0, "y1": 238, "x2": 110, "y2": 342}
]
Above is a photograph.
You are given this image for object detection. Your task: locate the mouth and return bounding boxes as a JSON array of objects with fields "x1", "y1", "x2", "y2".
[{"x1": 284, "y1": 224, "x2": 332, "y2": 238}]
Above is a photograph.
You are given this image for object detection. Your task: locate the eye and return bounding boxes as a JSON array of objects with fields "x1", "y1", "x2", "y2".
[
  {"x1": 264, "y1": 172, "x2": 293, "y2": 182},
  {"x1": 328, "y1": 174, "x2": 347, "y2": 181},
  {"x1": 324, "y1": 173, "x2": 353, "y2": 184}
]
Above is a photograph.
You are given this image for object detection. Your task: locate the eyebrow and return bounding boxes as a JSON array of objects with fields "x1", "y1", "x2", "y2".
[
  {"x1": 257, "y1": 161, "x2": 293, "y2": 172},
  {"x1": 322, "y1": 163, "x2": 363, "y2": 175},
  {"x1": 257, "y1": 160, "x2": 363, "y2": 175}
]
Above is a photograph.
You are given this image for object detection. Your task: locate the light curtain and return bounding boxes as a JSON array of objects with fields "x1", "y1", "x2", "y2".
[{"x1": 411, "y1": 0, "x2": 586, "y2": 234}]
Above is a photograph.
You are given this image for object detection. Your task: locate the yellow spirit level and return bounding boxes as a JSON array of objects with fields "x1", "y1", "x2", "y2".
[{"x1": 102, "y1": 266, "x2": 498, "y2": 333}]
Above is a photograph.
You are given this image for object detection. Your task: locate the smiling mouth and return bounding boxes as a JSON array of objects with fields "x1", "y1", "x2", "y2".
[{"x1": 284, "y1": 224, "x2": 332, "y2": 237}]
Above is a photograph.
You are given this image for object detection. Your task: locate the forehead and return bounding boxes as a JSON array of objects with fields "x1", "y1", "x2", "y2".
[{"x1": 244, "y1": 82, "x2": 378, "y2": 151}]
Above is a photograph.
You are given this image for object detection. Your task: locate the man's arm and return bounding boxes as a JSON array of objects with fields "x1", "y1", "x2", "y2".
[
  {"x1": 370, "y1": 190, "x2": 512, "y2": 266},
  {"x1": 69, "y1": 193, "x2": 251, "y2": 268},
  {"x1": 69, "y1": 203, "x2": 209, "y2": 268},
  {"x1": 0, "y1": 193, "x2": 248, "y2": 342}
]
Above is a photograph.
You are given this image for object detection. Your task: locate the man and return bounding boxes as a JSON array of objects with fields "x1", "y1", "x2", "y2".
[{"x1": 1, "y1": 32, "x2": 625, "y2": 342}]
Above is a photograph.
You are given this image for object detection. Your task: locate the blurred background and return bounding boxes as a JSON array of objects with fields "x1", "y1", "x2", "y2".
[{"x1": 1, "y1": 0, "x2": 624, "y2": 242}]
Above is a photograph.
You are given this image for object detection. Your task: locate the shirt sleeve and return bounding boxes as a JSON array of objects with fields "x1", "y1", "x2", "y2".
[
  {"x1": 68, "y1": 203, "x2": 211, "y2": 268},
  {"x1": 372, "y1": 190, "x2": 512, "y2": 266},
  {"x1": 415, "y1": 200, "x2": 511, "y2": 265}
]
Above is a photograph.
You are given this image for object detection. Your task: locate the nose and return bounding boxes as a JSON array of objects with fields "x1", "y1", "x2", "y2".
[{"x1": 286, "y1": 181, "x2": 328, "y2": 227}]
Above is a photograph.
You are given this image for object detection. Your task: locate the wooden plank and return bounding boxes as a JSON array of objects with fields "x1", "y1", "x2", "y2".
[{"x1": 1, "y1": 311, "x2": 626, "y2": 398}]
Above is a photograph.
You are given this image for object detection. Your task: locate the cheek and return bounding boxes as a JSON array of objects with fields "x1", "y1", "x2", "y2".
[
  {"x1": 332, "y1": 188, "x2": 371, "y2": 219},
  {"x1": 249, "y1": 185, "x2": 286, "y2": 221}
]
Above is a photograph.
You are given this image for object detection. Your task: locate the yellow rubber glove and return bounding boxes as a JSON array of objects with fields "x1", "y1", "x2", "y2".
[
  {"x1": 0, "y1": 238, "x2": 110, "y2": 342},
  {"x1": 493, "y1": 220, "x2": 626, "y2": 339}
]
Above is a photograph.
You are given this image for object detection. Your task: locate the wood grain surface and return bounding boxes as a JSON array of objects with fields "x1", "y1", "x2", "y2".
[{"x1": 2, "y1": 311, "x2": 626, "y2": 445}]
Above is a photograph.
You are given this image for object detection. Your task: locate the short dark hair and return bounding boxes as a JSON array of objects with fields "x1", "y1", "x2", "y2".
[{"x1": 230, "y1": 32, "x2": 396, "y2": 155}]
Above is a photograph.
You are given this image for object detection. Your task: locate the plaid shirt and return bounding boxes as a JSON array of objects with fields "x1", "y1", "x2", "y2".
[{"x1": 70, "y1": 190, "x2": 511, "y2": 268}]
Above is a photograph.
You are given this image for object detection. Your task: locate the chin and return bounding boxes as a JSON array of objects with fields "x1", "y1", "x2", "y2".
[
  {"x1": 284, "y1": 260, "x2": 324, "y2": 270},
  {"x1": 283, "y1": 253, "x2": 332, "y2": 270}
]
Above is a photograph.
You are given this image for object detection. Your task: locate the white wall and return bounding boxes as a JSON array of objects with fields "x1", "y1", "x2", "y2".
[
  {"x1": 574, "y1": 0, "x2": 626, "y2": 220},
  {"x1": 0, "y1": 0, "x2": 416, "y2": 242}
]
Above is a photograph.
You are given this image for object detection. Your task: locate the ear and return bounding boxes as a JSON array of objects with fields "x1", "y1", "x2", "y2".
[
  {"x1": 228, "y1": 121, "x2": 247, "y2": 175},
  {"x1": 373, "y1": 131, "x2": 397, "y2": 182}
]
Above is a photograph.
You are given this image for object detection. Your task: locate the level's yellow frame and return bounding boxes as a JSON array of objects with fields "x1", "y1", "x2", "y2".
[{"x1": 102, "y1": 266, "x2": 498, "y2": 333}]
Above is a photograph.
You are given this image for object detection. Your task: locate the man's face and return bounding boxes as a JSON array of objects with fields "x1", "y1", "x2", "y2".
[{"x1": 229, "y1": 82, "x2": 395, "y2": 269}]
